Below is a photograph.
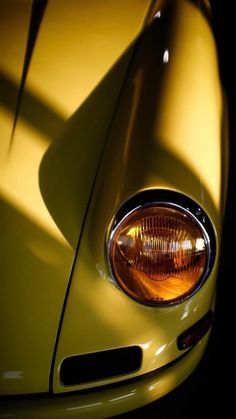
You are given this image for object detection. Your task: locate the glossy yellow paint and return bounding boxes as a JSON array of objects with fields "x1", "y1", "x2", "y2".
[
  {"x1": 92, "y1": 0, "x2": 224, "y2": 233},
  {"x1": 0, "y1": 334, "x2": 209, "y2": 418},
  {"x1": 25, "y1": 0, "x2": 152, "y2": 118},
  {"x1": 0, "y1": 0, "x2": 227, "y2": 416},
  {"x1": 0, "y1": 0, "x2": 31, "y2": 163},
  {"x1": 52, "y1": 0, "x2": 225, "y2": 398},
  {"x1": 0, "y1": 0, "x2": 152, "y2": 395},
  {"x1": 53, "y1": 222, "x2": 218, "y2": 394}
]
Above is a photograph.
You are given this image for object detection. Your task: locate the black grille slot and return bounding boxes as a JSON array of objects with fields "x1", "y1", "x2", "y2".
[{"x1": 60, "y1": 346, "x2": 142, "y2": 386}]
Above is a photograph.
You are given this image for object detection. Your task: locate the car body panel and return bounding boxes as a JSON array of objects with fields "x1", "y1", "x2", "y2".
[
  {"x1": 0, "y1": 0, "x2": 152, "y2": 394},
  {"x1": 51, "y1": 0, "x2": 225, "y2": 396},
  {"x1": 0, "y1": 0, "x2": 32, "y2": 162},
  {"x1": 0, "y1": 0, "x2": 227, "y2": 416},
  {"x1": 0, "y1": 335, "x2": 209, "y2": 418}
]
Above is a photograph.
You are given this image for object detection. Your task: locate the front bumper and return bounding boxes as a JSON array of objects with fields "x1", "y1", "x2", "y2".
[{"x1": 0, "y1": 334, "x2": 209, "y2": 419}]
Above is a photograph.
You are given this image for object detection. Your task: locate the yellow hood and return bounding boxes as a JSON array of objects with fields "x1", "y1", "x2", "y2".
[{"x1": 0, "y1": 0, "x2": 151, "y2": 394}]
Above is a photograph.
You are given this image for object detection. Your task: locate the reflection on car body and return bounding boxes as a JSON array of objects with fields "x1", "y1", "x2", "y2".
[{"x1": 0, "y1": 0, "x2": 228, "y2": 417}]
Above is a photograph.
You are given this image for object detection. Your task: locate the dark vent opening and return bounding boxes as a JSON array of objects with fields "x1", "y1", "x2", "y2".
[{"x1": 60, "y1": 346, "x2": 142, "y2": 386}]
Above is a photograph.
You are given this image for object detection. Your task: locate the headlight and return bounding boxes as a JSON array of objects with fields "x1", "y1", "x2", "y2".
[{"x1": 107, "y1": 191, "x2": 215, "y2": 306}]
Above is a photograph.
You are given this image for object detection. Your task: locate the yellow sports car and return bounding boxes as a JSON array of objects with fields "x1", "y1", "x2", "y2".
[{"x1": 0, "y1": 0, "x2": 228, "y2": 417}]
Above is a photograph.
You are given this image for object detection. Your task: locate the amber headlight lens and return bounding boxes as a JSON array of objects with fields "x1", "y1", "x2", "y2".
[{"x1": 108, "y1": 202, "x2": 212, "y2": 305}]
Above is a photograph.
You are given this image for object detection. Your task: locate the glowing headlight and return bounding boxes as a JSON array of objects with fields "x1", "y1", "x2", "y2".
[{"x1": 108, "y1": 193, "x2": 215, "y2": 306}]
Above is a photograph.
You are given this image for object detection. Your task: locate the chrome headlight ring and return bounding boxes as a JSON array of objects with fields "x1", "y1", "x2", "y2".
[{"x1": 107, "y1": 190, "x2": 216, "y2": 307}]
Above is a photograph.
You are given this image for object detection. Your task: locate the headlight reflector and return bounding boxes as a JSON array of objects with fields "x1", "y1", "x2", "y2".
[{"x1": 108, "y1": 200, "x2": 212, "y2": 306}]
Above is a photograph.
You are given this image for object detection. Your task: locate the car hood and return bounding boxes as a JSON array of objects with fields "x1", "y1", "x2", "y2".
[{"x1": 0, "y1": 0, "x2": 151, "y2": 394}]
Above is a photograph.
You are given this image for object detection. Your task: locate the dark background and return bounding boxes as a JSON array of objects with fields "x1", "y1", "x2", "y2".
[{"x1": 115, "y1": 1, "x2": 234, "y2": 417}]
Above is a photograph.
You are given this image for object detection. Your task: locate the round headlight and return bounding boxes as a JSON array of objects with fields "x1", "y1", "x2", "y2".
[{"x1": 108, "y1": 193, "x2": 214, "y2": 306}]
